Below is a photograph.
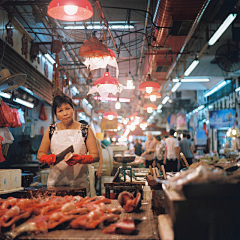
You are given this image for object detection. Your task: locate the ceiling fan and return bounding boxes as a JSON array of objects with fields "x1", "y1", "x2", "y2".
[
  {"x1": 0, "y1": 69, "x2": 27, "y2": 92},
  {"x1": 215, "y1": 43, "x2": 240, "y2": 72}
]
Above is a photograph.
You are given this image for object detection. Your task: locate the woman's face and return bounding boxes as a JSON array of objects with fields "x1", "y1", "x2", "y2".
[{"x1": 56, "y1": 103, "x2": 73, "y2": 124}]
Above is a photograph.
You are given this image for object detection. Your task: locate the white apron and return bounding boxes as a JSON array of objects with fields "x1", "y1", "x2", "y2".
[{"x1": 47, "y1": 125, "x2": 89, "y2": 194}]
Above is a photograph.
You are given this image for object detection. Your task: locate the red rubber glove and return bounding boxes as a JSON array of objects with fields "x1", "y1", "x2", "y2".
[
  {"x1": 39, "y1": 154, "x2": 56, "y2": 165},
  {"x1": 65, "y1": 154, "x2": 93, "y2": 166}
]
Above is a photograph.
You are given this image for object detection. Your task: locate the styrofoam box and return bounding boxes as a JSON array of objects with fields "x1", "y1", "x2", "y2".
[
  {"x1": 0, "y1": 169, "x2": 21, "y2": 190},
  {"x1": 10, "y1": 169, "x2": 22, "y2": 189}
]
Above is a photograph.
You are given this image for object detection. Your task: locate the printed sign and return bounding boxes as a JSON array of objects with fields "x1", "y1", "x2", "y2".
[{"x1": 209, "y1": 109, "x2": 235, "y2": 129}]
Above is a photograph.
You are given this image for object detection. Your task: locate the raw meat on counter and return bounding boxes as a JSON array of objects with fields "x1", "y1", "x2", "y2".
[
  {"x1": 118, "y1": 191, "x2": 141, "y2": 213},
  {"x1": 103, "y1": 217, "x2": 136, "y2": 234},
  {"x1": 0, "y1": 194, "x2": 138, "y2": 239}
]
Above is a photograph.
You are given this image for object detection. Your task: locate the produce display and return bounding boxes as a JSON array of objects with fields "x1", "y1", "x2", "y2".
[{"x1": 0, "y1": 195, "x2": 137, "y2": 239}]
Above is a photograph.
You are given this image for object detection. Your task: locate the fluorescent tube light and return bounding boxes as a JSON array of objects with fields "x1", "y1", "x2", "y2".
[
  {"x1": 64, "y1": 25, "x2": 134, "y2": 30},
  {"x1": 171, "y1": 82, "x2": 181, "y2": 92},
  {"x1": 83, "y1": 98, "x2": 89, "y2": 105},
  {"x1": 157, "y1": 104, "x2": 162, "y2": 110},
  {"x1": 173, "y1": 78, "x2": 209, "y2": 82},
  {"x1": 13, "y1": 98, "x2": 34, "y2": 108},
  {"x1": 204, "y1": 80, "x2": 231, "y2": 97},
  {"x1": 72, "y1": 86, "x2": 79, "y2": 94},
  {"x1": 184, "y1": 59, "x2": 199, "y2": 76},
  {"x1": 0, "y1": 92, "x2": 11, "y2": 99},
  {"x1": 162, "y1": 96, "x2": 170, "y2": 104},
  {"x1": 44, "y1": 53, "x2": 55, "y2": 64},
  {"x1": 197, "y1": 105, "x2": 205, "y2": 111},
  {"x1": 208, "y1": 13, "x2": 237, "y2": 46},
  {"x1": 235, "y1": 87, "x2": 240, "y2": 92}
]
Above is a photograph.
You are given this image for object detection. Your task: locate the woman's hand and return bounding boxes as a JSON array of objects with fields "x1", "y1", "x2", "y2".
[
  {"x1": 96, "y1": 168, "x2": 102, "y2": 178},
  {"x1": 65, "y1": 154, "x2": 93, "y2": 166},
  {"x1": 39, "y1": 154, "x2": 56, "y2": 165},
  {"x1": 141, "y1": 152, "x2": 146, "y2": 157}
]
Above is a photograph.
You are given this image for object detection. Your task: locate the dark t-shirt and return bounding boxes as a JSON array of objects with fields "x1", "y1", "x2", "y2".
[
  {"x1": 134, "y1": 143, "x2": 142, "y2": 156},
  {"x1": 179, "y1": 138, "x2": 193, "y2": 158}
]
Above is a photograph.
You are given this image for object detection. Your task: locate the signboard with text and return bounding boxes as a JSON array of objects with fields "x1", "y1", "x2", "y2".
[{"x1": 209, "y1": 109, "x2": 235, "y2": 129}]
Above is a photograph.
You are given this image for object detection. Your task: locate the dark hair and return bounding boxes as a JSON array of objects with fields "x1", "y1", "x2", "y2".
[
  {"x1": 169, "y1": 129, "x2": 175, "y2": 136},
  {"x1": 154, "y1": 135, "x2": 161, "y2": 141},
  {"x1": 52, "y1": 95, "x2": 74, "y2": 115},
  {"x1": 187, "y1": 134, "x2": 191, "y2": 139},
  {"x1": 178, "y1": 137, "x2": 181, "y2": 141},
  {"x1": 183, "y1": 133, "x2": 187, "y2": 138}
]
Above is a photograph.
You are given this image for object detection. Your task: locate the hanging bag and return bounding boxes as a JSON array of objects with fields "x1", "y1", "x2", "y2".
[{"x1": 0, "y1": 100, "x2": 15, "y2": 127}]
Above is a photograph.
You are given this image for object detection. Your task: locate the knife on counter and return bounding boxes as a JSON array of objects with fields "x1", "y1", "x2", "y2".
[{"x1": 54, "y1": 145, "x2": 74, "y2": 165}]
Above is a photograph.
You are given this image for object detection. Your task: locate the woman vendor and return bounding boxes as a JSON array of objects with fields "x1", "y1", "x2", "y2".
[{"x1": 37, "y1": 95, "x2": 99, "y2": 194}]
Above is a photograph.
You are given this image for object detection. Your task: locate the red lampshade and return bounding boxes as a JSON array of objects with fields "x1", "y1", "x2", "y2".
[
  {"x1": 138, "y1": 81, "x2": 161, "y2": 92},
  {"x1": 144, "y1": 91, "x2": 161, "y2": 99},
  {"x1": 79, "y1": 36, "x2": 109, "y2": 58},
  {"x1": 143, "y1": 103, "x2": 157, "y2": 110},
  {"x1": 103, "y1": 111, "x2": 118, "y2": 120},
  {"x1": 47, "y1": 0, "x2": 93, "y2": 21},
  {"x1": 94, "y1": 72, "x2": 119, "y2": 85}
]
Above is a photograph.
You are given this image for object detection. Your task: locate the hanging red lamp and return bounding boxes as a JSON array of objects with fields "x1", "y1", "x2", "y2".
[
  {"x1": 79, "y1": 36, "x2": 109, "y2": 58},
  {"x1": 82, "y1": 48, "x2": 119, "y2": 78},
  {"x1": 103, "y1": 111, "x2": 118, "y2": 120},
  {"x1": 47, "y1": 0, "x2": 93, "y2": 21},
  {"x1": 143, "y1": 103, "x2": 157, "y2": 113},
  {"x1": 138, "y1": 81, "x2": 161, "y2": 94},
  {"x1": 88, "y1": 71, "x2": 124, "y2": 101},
  {"x1": 144, "y1": 91, "x2": 161, "y2": 102}
]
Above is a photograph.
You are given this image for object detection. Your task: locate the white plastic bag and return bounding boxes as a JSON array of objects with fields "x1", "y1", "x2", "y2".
[
  {"x1": 17, "y1": 109, "x2": 25, "y2": 124},
  {"x1": 0, "y1": 127, "x2": 14, "y2": 144}
]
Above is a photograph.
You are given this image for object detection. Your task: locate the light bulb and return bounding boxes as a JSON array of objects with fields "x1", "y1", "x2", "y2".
[
  {"x1": 146, "y1": 87, "x2": 153, "y2": 94},
  {"x1": 232, "y1": 129, "x2": 237, "y2": 135},
  {"x1": 227, "y1": 131, "x2": 230, "y2": 137},
  {"x1": 64, "y1": 5, "x2": 78, "y2": 15},
  {"x1": 147, "y1": 107, "x2": 153, "y2": 113},
  {"x1": 127, "y1": 79, "x2": 134, "y2": 88},
  {"x1": 130, "y1": 125, "x2": 135, "y2": 131},
  {"x1": 150, "y1": 94, "x2": 156, "y2": 102},
  {"x1": 117, "y1": 126, "x2": 121, "y2": 131},
  {"x1": 108, "y1": 115, "x2": 114, "y2": 120},
  {"x1": 115, "y1": 101, "x2": 121, "y2": 109},
  {"x1": 134, "y1": 119, "x2": 140, "y2": 125},
  {"x1": 123, "y1": 119, "x2": 128, "y2": 125}
]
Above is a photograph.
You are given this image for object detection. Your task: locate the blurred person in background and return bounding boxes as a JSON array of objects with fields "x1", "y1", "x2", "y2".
[
  {"x1": 141, "y1": 133, "x2": 157, "y2": 168},
  {"x1": 101, "y1": 132, "x2": 111, "y2": 149},
  {"x1": 134, "y1": 138, "x2": 143, "y2": 156},
  {"x1": 179, "y1": 133, "x2": 194, "y2": 168},
  {"x1": 153, "y1": 135, "x2": 165, "y2": 165},
  {"x1": 164, "y1": 129, "x2": 178, "y2": 172}
]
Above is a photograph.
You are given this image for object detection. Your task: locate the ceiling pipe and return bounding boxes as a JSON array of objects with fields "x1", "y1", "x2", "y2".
[
  {"x1": 167, "y1": 0, "x2": 229, "y2": 81},
  {"x1": 166, "y1": 0, "x2": 211, "y2": 80},
  {"x1": 147, "y1": 0, "x2": 171, "y2": 76},
  {"x1": 30, "y1": 0, "x2": 87, "y2": 82},
  {"x1": 136, "y1": 0, "x2": 151, "y2": 78},
  {"x1": 52, "y1": 19, "x2": 87, "y2": 81},
  {"x1": 152, "y1": 0, "x2": 211, "y2": 97}
]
